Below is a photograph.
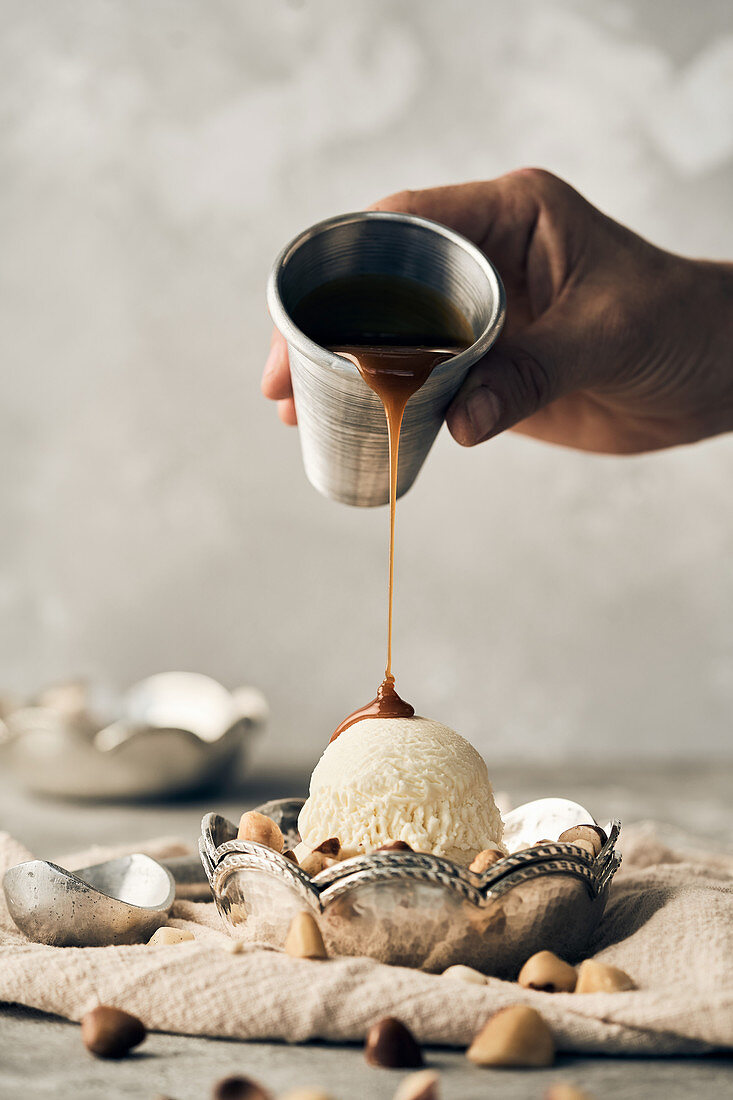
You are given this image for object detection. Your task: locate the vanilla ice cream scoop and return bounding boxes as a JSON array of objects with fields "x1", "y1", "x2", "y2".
[{"x1": 297, "y1": 716, "x2": 504, "y2": 864}]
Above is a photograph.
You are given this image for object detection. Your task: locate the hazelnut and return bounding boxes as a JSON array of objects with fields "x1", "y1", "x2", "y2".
[
  {"x1": 469, "y1": 849, "x2": 503, "y2": 873},
  {"x1": 545, "y1": 1086, "x2": 594, "y2": 1100},
  {"x1": 211, "y1": 1076, "x2": 271, "y2": 1100},
  {"x1": 575, "y1": 959, "x2": 635, "y2": 993},
  {"x1": 237, "y1": 811, "x2": 284, "y2": 853},
  {"x1": 518, "y1": 951, "x2": 577, "y2": 993},
  {"x1": 375, "y1": 840, "x2": 413, "y2": 852},
  {"x1": 280, "y1": 1091, "x2": 333, "y2": 1100},
  {"x1": 568, "y1": 839, "x2": 597, "y2": 858},
  {"x1": 557, "y1": 824, "x2": 607, "y2": 857},
  {"x1": 466, "y1": 1005, "x2": 554, "y2": 1067},
  {"x1": 299, "y1": 850, "x2": 336, "y2": 876},
  {"x1": 282, "y1": 850, "x2": 299, "y2": 865},
  {"x1": 441, "y1": 964, "x2": 487, "y2": 985},
  {"x1": 81, "y1": 1005, "x2": 146, "y2": 1059},
  {"x1": 364, "y1": 1017, "x2": 424, "y2": 1068},
  {"x1": 313, "y1": 837, "x2": 341, "y2": 857},
  {"x1": 393, "y1": 1069, "x2": 440, "y2": 1100},
  {"x1": 284, "y1": 911, "x2": 327, "y2": 959},
  {"x1": 147, "y1": 926, "x2": 195, "y2": 946}
]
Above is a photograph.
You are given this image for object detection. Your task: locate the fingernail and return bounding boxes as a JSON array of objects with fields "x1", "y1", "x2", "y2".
[{"x1": 463, "y1": 387, "x2": 501, "y2": 442}]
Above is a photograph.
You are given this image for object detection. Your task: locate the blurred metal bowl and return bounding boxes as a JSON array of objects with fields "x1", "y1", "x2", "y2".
[
  {"x1": 0, "y1": 673, "x2": 268, "y2": 800},
  {"x1": 199, "y1": 799, "x2": 621, "y2": 976}
]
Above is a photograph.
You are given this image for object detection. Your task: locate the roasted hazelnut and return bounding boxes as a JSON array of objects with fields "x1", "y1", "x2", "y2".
[
  {"x1": 285, "y1": 911, "x2": 327, "y2": 959},
  {"x1": 518, "y1": 951, "x2": 577, "y2": 993},
  {"x1": 211, "y1": 1075, "x2": 271, "y2": 1100},
  {"x1": 575, "y1": 959, "x2": 635, "y2": 993},
  {"x1": 557, "y1": 824, "x2": 607, "y2": 857},
  {"x1": 299, "y1": 850, "x2": 336, "y2": 876},
  {"x1": 393, "y1": 1069, "x2": 440, "y2": 1100},
  {"x1": 237, "y1": 810, "x2": 284, "y2": 853},
  {"x1": 147, "y1": 926, "x2": 195, "y2": 946},
  {"x1": 375, "y1": 840, "x2": 413, "y2": 852},
  {"x1": 81, "y1": 1005, "x2": 146, "y2": 1059},
  {"x1": 469, "y1": 848, "x2": 503, "y2": 873},
  {"x1": 441, "y1": 964, "x2": 487, "y2": 985},
  {"x1": 280, "y1": 1091, "x2": 333, "y2": 1100},
  {"x1": 545, "y1": 1085, "x2": 594, "y2": 1100},
  {"x1": 466, "y1": 1005, "x2": 554, "y2": 1067},
  {"x1": 364, "y1": 1017, "x2": 424, "y2": 1068},
  {"x1": 313, "y1": 837, "x2": 341, "y2": 857}
]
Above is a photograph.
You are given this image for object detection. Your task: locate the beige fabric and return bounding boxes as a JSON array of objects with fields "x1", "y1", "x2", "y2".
[{"x1": 1, "y1": 824, "x2": 732, "y2": 1054}]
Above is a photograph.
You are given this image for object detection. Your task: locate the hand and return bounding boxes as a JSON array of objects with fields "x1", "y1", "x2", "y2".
[{"x1": 262, "y1": 170, "x2": 733, "y2": 453}]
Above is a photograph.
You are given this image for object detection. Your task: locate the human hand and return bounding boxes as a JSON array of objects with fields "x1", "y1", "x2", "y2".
[{"x1": 262, "y1": 170, "x2": 733, "y2": 453}]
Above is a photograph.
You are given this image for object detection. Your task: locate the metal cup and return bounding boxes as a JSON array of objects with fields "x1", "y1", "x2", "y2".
[{"x1": 267, "y1": 211, "x2": 505, "y2": 506}]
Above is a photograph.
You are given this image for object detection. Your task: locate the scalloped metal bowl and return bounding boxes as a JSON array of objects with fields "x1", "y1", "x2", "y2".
[
  {"x1": 0, "y1": 674, "x2": 268, "y2": 800},
  {"x1": 200, "y1": 799, "x2": 621, "y2": 976}
]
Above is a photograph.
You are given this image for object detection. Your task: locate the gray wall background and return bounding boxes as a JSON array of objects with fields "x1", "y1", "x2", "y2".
[{"x1": 2, "y1": 0, "x2": 733, "y2": 772}]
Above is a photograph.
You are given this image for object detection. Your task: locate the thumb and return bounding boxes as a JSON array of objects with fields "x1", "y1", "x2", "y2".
[{"x1": 446, "y1": 317, "x2": 578, "y2": 445}]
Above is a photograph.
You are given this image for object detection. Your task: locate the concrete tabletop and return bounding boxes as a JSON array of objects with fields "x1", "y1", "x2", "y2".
[{"x1": 1, "y1": 760, "x2": 732, "y2": 1099}]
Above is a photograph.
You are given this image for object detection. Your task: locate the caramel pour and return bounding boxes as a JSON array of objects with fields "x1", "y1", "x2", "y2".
[
  {"x1": 329, "y1": 345, "x2": 462, "y2": 742},
  {"x1": 330, "y1": 674, "x2": 414, "y2": 742}
]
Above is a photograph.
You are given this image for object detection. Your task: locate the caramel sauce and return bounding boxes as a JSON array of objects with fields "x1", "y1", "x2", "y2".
[
  {"x1": 291, "y1": 275, "x2": 473, "y2": 741},
  {"x1": 329, "y1": 345, "x2": 460, "y2": 741}
]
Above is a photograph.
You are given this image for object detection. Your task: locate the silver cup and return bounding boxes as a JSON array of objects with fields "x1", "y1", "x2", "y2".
[{"x1": 267, "y1": 211, "x2": 505, "y2": 507}]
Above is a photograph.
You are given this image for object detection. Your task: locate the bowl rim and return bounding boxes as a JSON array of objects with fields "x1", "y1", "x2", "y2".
[{"x1": 199, "y1": 803, "x2": 621, "y2": 911}]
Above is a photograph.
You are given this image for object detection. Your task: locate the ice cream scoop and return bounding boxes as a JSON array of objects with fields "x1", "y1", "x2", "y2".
[{"x1": 297, "y1": 716, "x2": 504, "y2": 864}]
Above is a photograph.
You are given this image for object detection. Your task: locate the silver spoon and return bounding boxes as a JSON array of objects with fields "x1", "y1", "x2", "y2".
[{"x1": 2, "y1": 853, "x2": 182, "y2": 946}]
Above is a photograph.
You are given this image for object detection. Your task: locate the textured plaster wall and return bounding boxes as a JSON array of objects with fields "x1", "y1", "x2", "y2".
[{"x1": 2, "y1": 0, "x2": 733, "y2": 770}]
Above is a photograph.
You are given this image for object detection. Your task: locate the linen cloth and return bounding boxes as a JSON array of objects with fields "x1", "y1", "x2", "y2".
[{"x1": 1, "y1": 824, "x2": 732, "y2": 1055}]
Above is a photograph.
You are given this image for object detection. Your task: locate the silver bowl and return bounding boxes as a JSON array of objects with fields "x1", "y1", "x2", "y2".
[
  {"x1": 0, "y1": 673, "x2": 268, "y2": 800},
  {"x1": 200, "y1": 799, "x2": 621, "y2": 976}
]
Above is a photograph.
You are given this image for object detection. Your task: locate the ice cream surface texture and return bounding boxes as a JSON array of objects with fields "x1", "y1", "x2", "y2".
[{"x1": 297, "y1": 716, "x2": 504, "y2": 864}]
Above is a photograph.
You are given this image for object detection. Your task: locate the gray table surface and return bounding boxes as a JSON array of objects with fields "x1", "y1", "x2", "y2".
[{"x1": 1, "y1": 759, "x2": 732, "y2": 1100}]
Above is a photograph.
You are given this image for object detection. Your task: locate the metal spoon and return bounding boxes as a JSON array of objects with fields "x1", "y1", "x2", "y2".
[{"x1": 2, "y1": 853, "x2": 184, "y2": 946}]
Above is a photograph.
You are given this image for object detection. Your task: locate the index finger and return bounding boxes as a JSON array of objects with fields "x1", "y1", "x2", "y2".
[
  {"x1": 369, "y1": 172, "x2": 555, "y2": 285},
  {"x1": 369, "y1": 181, "x2": 501, "y2": 248}
]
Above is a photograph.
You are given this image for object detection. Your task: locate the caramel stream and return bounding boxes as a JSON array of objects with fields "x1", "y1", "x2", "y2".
[
  {"x1": 330, "y1": 346, "x2": 461, "y2": 741},
  {"x1": 290, "y1": 272, "x2": 472, "y2": 743}
]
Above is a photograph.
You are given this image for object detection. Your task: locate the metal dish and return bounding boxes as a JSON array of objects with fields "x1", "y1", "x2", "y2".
[
  {"x1": 0, "y1": 673, "x2": 268, "y2": 800},
  {"x1": 3, "y1": 854, "x2": 175, "y2": 947},
  {"x1": 200, "y1": 799, "x2": 621, "y2": 976}
]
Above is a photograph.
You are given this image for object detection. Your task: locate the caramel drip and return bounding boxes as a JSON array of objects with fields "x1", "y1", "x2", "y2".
[
  {"x1": 329, "y1": 345, "x2": 461, "y2": 741},
  {"x1": 330, "y1": 674, "x2": 414, "y2": 742}
]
